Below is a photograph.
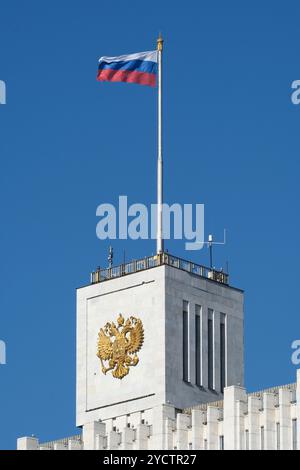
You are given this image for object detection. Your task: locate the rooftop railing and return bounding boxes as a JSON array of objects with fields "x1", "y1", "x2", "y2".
[
  {"x1": 40, "y1": 434, "x2": 82, "y2": 450},
  {"x1": 183, "y1": 382, "x2": 297, "y2": 417},
  {"x1": 247, "y1": 382, "x2": 296, "y2": 398},
  {"x1": 90, "y1": 252, "x2": 229, "y2": 286}
]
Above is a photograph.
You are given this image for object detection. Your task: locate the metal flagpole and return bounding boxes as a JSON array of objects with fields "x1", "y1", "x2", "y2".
[{"x1": 157, "y1": 34, "x2": 164, "y2": 254}]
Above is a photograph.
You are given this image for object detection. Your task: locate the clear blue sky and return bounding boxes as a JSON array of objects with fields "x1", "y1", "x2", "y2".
[{"x1": 0, "y1": 0, "x2": 299, "y2": 450}]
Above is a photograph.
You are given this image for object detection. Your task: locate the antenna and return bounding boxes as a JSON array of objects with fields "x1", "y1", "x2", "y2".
[
  {"x1": 208, "y1": 234, "x2": 213, "y2": 269},
  {"x1": 108, "y1": 246, "x2": 114, "y2": 268},
  {"x1": 226, "y1": 260, "x2": 229, "y2": 275}
]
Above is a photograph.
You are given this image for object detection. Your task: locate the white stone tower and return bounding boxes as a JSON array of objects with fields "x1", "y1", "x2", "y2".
[
  {"x1": 76, "y1": 253, "x2": 244, "y2": 429},
  {"x1": 18, "y1": 252, "x2": 300, "y2": 451}
]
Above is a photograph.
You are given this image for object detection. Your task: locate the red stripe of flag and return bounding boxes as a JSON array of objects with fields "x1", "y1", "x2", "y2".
[{"x1": 97, "y1": 68, "x2": 156, "y2": 87}]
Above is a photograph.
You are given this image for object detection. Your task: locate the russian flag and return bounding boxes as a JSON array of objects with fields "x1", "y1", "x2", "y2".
[{"x1": 97, "y1": 51, "x2": 158, "y2": 87}]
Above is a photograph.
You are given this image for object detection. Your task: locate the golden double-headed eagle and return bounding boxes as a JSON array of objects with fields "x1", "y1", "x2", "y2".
[{"x1": 97, "y1": 314, "x2": 144, "y2": 379}]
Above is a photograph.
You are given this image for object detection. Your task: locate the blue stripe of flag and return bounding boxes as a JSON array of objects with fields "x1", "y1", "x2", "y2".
[{"x1": 98, "y1": 59, "x2": 157, "y2": 75}]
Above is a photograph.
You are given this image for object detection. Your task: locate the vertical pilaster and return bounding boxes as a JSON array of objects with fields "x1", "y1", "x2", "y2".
[
  {"x1": 207, "y1": 406, "x2": 219, "y2": 450},
  {"x1": 120, "y1": 428, "x2": 135, "y2": 450},
  {"x1": 236, "y1": 400, "x2": 246, "y2": 450},
  {"x1": 279, "y1": 389, "x2": 292, "y2": 450},
  {"x1": 248, "y1": 396, "x2": 261, "y2": 450},
  {"x1": 83, "y1": 421, "x2": 105, "y2": 450},
  {"x1": 135, "y1": 424, "x2": 149, "y2": 450},
  {"x1": 223, "y1": 385, "x2": 247, "y2": 450},
  {"x1": 165, "y1": 418, "x2": 175, "y2": 450},
  {"x1": 262, "y1": 393, "x2": 276, "y2": 450},
  {"x1": 152, "y1": 404, "x2": 175, "y2": 450},
  {"x1": 107, "y1": 430, "x2": 121, "y2": 450},
  {"x1": 191, "y1": 409, "x2": 206, "y2": 450},
  {"x1": 175, "y1": 413, "x2": 190, "y2": 450}
]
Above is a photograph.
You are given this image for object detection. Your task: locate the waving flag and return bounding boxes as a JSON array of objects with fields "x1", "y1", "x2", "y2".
[
  {"x1": 96, "y1": 36, "x2": 164, "y2": 254},
  {"x1": 97, "y1": 51, "x2": 158, "y2": 87}
]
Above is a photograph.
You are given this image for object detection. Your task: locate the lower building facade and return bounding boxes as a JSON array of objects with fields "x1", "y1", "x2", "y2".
[
  {"x1": 17, "y1": 369, "x2": 300, "y2": 451},
  {"x1": 16, "y1": 254, "x2": 300, "y2": 451}
]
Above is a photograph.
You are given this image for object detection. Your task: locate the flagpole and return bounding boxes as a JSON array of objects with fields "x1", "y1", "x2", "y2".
[{"x1": 157, "y1": 34, "x2": 164, "y2": 255}]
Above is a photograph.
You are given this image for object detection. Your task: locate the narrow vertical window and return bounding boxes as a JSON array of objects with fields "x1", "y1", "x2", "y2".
[
  {"x1": 292, "y1": 419, "x2": 297, "y2": 450},
  {"x1": 195, "y1": 305, "x2": 201, "y2": 386},
  {"x1": 183, "y1": 301, "x2": 189, "y2": 382},
  {"x1": 260, "y1": 426, "x2": 265, "y2": 450},
  {"x1": 208, "y1": 309, "x2": 214, "y2": 390},
  {"x1": 276, "y1": 423, "x2": 280, "y2": 450},
  {"x1": 219, "y1": 435, "x2": 224, "y2": 450},
  {"x1": 220, "y1": 314, "x2": 226, "y2": 393}
]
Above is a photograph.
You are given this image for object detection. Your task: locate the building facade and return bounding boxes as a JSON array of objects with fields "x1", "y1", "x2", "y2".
[
  {"x1": 17, "y1": 253, "x2": 299, "y2": 450},
  {"x1": 18, "y1": 372, "x2": 300, "y2": 450}
]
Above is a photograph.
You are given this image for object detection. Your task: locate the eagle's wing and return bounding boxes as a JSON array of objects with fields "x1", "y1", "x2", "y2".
[
  {"x1": 97, "y1": 328, "x2": 113, "y2": 361},
  {"x1": 127, "y1": 319, "x2": 144, "y2": 354}
]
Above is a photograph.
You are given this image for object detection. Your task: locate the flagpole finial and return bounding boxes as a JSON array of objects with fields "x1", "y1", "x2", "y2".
[{"x1": 157, "y1": 33, "x2": 163, "y2": 51}]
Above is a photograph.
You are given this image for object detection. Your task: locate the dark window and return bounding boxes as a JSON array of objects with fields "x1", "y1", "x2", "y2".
[
  {"x1": 220, "y1": 319, "x2": 226, "y2": 392},
  {"x1": 195, "y1": 310, "x2": 201, "y2": 386},
  {"x1": 208, "y1": 314, "x2": 214, "y2": 389},
  {"x1": 292, "y1": 419, "x2": 297, "y2": 450},
  {"x1": 219, "y1": 435, "x2": 224, "y2": 450},
  {"x1": 261, "y1": 426, "x2": 265, "y2": 450},
  {"x1": 183, "y1": 302, "x2": 189, "y2": 382},
  {"x1": 276, "y1": 423, "x2": 280, "y2": 450}
]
